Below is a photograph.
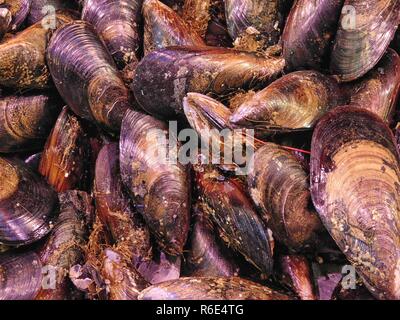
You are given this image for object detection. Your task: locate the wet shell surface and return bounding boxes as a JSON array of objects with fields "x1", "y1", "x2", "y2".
[
  {"x1": 311, "y1": 106, "x2": 400, "y2": 300},
  {"x1": 133, "y1": 46, "x2": 285, "y2": 119},
  {"x1": 330, "y1": 0, "x2": 400, "y2": 81},
  {"x1": 138, "y1": 277, "x2": 293, "y2": 300},
  {"x1": 0, "y1": 157, "x2": 58, "y2": 246}
]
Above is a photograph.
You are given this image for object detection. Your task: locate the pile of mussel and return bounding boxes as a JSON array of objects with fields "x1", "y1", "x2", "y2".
[{"x1": 0, "y1": 0, "x2": 399, "y2": 301}]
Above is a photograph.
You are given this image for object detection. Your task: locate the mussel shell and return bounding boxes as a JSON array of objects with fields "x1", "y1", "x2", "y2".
[
  {"x1": 247, "y1": 143, "x2": 322, "y2": 250},
  {"x1": 311, "y1": 106, "x2": 400, "y2": 300},
  {"x1": 0, "y1": 157, "x2": 58, "y2": 246},
  {"x1": 332, "y1": 280, "x2": 375, "y2": 300},
  {"x1": 330, "y1": 0, "x2": 400, "y2": 82},
  {"x1": 24, "y1": 152, "x2": 42, "y2": 170},
  {"x1": 35, "y1": 191, "x2": 92, "y2": 300},
  {"x1": 132, "y1": 46, "x2": 285, "y2": 119},
  {"x1": 2, "y1": 0, "x2": 31, "y2": 31},
  {"x1": 0, "y1": 251, "x2": 42, "y2": 300},
  {"x1": 0, "y1": 16, "x2": 73, "y2": 90},
  {"x1": 183, "y1": 205, "x2": 240, "y2": 277},
  {"x1": 225, "y1": 0, "x2": 283, "y2": 49},
  {"x1": 282, "y1": 0, "x2": 344, "y2": 71},
  {"x1": 120, "y1": 110, "x2": 190, "y2": 256},
  {"x1": 82, "y1": 0, "x2": 142, "y2": 69},
  {"x1": 0, "y1": 7, "x2": 11, "y2": 39},
  {"x1": 280, "y1": 255, "x2": 317, "y2": 300},
  {"x1": 38, "y1": 106, "x2": 89, "y2": 192},
  {"x1": 342, "y1": 48, "x2": 400, "y2": 122},
  {"x1": 0, "y1": 94, "x2": 61, "y2": 153},
  {"x1": 139, "y1": 277, "x2": 293, "y2": 300},
  {"x1": 196, "y1": 168, "x2": 274, "y2": 275},
  {"x1": 143, "y1": 0, "x2": 205, "y2": 55},
  {"x1": 230, "y1": 71, "x2": 342, "y2": 134},
  {"x1": 181, "y1": 0, "x2": 211, "y2": 38},
  {"x1": 136, "y1": 249, "x2": 181, "y2": 285},
  {"x1": 94, "y1": 142, "x2": 152, "y2": 267},
  {"x1": 205, "y1": 15, "x2": 232, "y2": 48},
  {"x1": 183, "y1": 92, "x2": 232, "y2": 132},
  {"x1": 27, "y1": 0, "x2": 79, "y2": 25},
  {"x1": 99, "y1": 248, "x2": 149, "y2": 300},
  {"x1": 47, "y1": 21, "x2": 133, "y2": 132}
]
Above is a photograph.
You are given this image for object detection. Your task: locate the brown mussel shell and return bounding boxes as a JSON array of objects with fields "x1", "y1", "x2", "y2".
[
  {"x1": 230, "y1": 71, "x2": 342, "y2": 134},
  {"x1": 38, "y1": 106, "x2": 89, "y2": 192},
  {"x1": 120, "y1": 110, "x2": 190, "y2": 256},
  {"x1": 182, "y1": 0, "x2": 211, "y2": 38},
  {"x1": 35, "y1": 191, "x2": 93, "y2": 300},
  {"x1": 311, "y1": 106, "x2": 400, "y2": 300},
  {"x1": 132, "y1": 46, "x2": 285, "y2": 119},
  {"x1": 82, "y1": 0, "x2": 142, "y2": 69},
  {"x1": 0, "y1": 157, "x2": 58, "y2": 246},
  {"x1": 280, "y1": 255, "x2": 317, "y2": 300},
  {"x1": 94, "y1": 142, "x2": 152, "y2": 267},
  {"x1": 196, "y1": 168, "x2": 274, "y2": 275},
  {"x1": 330, "y1": 0, "x2": 400, "y2": 82},
  {"x1": 282, "y1": 0, "x2": 344, "y2": 71},
  {"x1": 183, "y1": 205, "x2": 240, "y2": 277},
  {"x1": 0, "y1": 251, "x2": 43, "y2": 300},
  {"x1": 0, "y1": 13, "x2": 73, "y2": 90},
  {"x1": 247, "y1": 143, "x2": 323, "y2": 250},
  {"x1": 138, "y1": 277, "x2": 293, "y2": 300},
  {"x1": 47, "y1": 21, "x2": 134, "y2": 132},
  {"x1": 224, "y1": 0, "x2": 284, "y2": 51},
  {"x1": 342, "y1": 48, "x2": 400, "y2": 123},
  {"x1": 0, "y1": 94, "x2": 61, "y2": 153},
  {"x1": 143, "y1": 0, "x2": 205, "y2": 55}
]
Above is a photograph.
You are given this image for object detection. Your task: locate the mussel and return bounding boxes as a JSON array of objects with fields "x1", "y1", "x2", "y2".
[
  {"x1": 311, "y1": 106, "x2": 400, "y2": 300},
  {"x1": 94, "y1": 142, "x2": 152, "y2": 267},
  {"x1": 136, "y1": 249, "x2": 181, "y2": 284},
  {"x1": 27, "y1": 0, "x2": 79, "y2": 25},
  {"x1": 99, "y1": 248, "x2": 149, "y2": 300},
  {"x1": 247, "y1": 143, "x2": 323, "y2": 250},
  {"x1": 82, "y1": 0, "x2": 142, "y2": 69},
  {"x1": 330, "y1": 0, "x2": 400, "y2": 81},
  {"x1": 204, "y1": 0, "x2": 232, "y2": 48},
  {"x1": 133, "y1": 46, "x2": 285, "y2": 119},
  {"x1": 47, "y1": 21, "x2": 134, "y2": 132},
  {"x1": 1, "y1": 0, "x2": 31, "y2": 32},
  {"x1": 0, "y1": 6, "x2": 11, "y2": 40},
  {"x1": 230, "y1": 71, "x2": 342, "y2": 134},
  {"x1": 143, "y1": 0, "x2": 205, "y2": 55},
  {"x1": 0, "y1": 94, "x2": 61, "y2": 153},
  {"x1": 280, "y1": 255, "x2": 317, "y2": 300},
  {"x1": 196, "y1": 167, "x2": 274, "y2": 275},
  {"x1": 138, "y1": 277, "x2": 292, "y2": 300},
  {"x1": 342, "y1": 48, "x2": 400, "y2": 122},
  {"x1": 224, "y1": 0, "x2": 283, "y2": 51},
  {"x1": 282, "y1": 0, "x2": 344, "y2": 71},
  {"x1": 35, "y1": 191, "x2": 93, "y2": 300},
  {"x1": 38, "y1": 106, "x2": 89, "y2": 192},
  {"x1": 0, "y1": 251, "x2": 43, "y2": 300},
  {"x1": 182, "y1": 0, "x2": 211, "y2": 38},
  {"x1": 183, "y1": 205, "x2": 240, "y2": 277},
  {"x1": 120, "y1": 110, "x2": 190, "y2": 256},
  {"x1": 0, "y1": 12, "x2": 73, "y2": 90},
  {"x1": 0, "y1": 157, "x2": 58, "y2": 246}
]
